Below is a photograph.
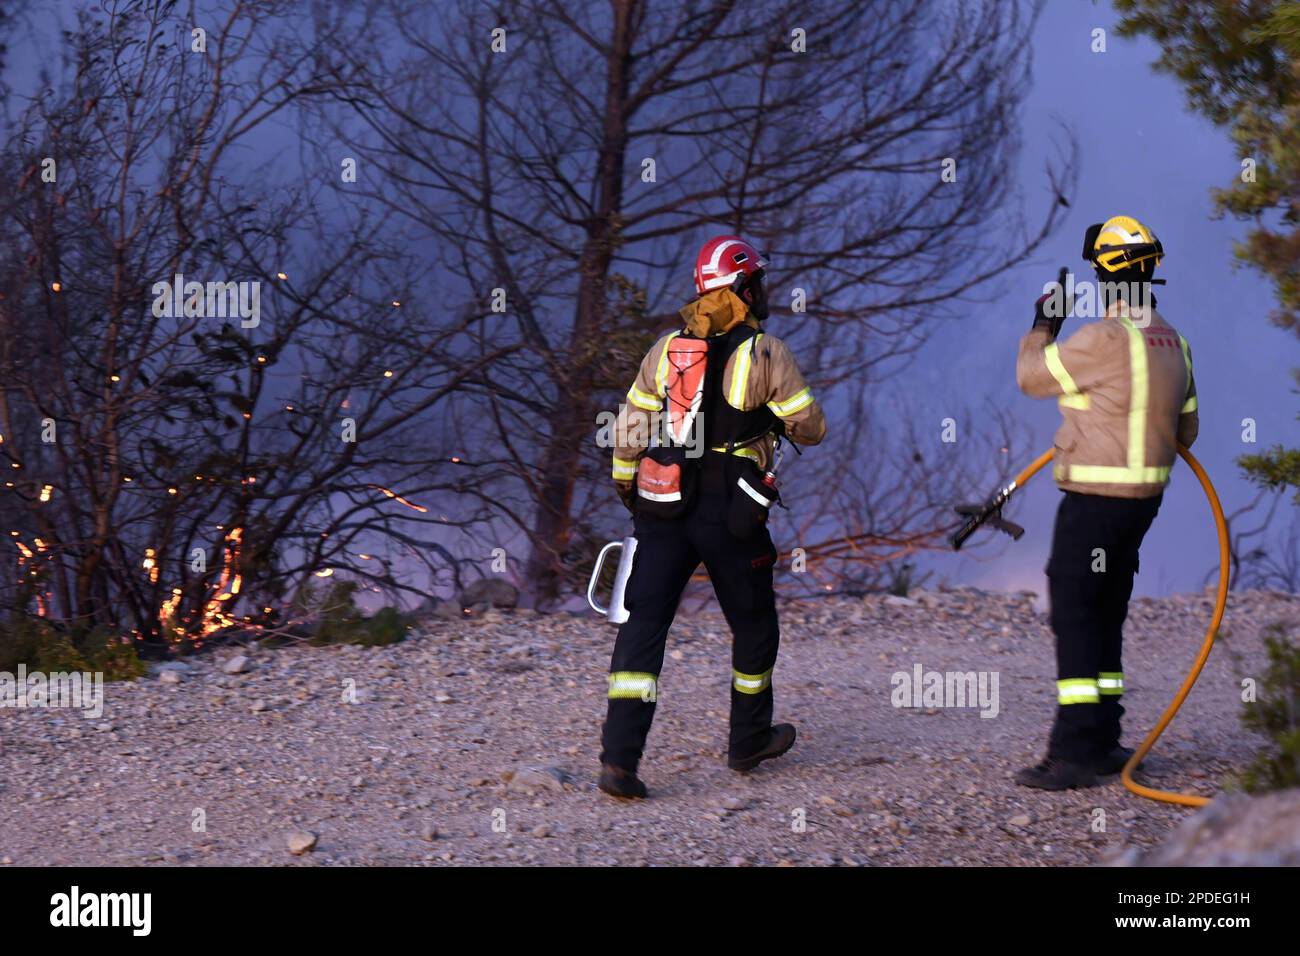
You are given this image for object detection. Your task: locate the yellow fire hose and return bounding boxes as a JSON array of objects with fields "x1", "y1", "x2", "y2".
[{"x1": 1009, "y1": 446, "x2": 1229, "y2": 807}]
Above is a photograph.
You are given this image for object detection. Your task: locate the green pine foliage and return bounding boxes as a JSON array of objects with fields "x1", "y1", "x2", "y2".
[
  {"x1": 305, "y1": 581, "x2": 411, "y2": 647},
  {"x1": 1117, "y1": 1, "x2": 1300, "y2": 497},
  {"x1": 0, "y1": 620, "x2": 145, "y2": 681},
  {"x1": 1238, "y1": 624, "x2": 1300, "y2": 792}
]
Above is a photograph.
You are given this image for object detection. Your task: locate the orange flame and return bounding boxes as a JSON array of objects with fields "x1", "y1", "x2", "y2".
[
  {"x1": 160, "y1": 588, "x2": 182, "y2": 624},
  {"x1": 199, "y1": 527, "x2": 244, "y2": 634},
  {"x1": 14, "y1": 539, "x2": 49, "y2": 616},
  {"x1": 157, "y1": 527, "x2": 245, "y2": 639}
]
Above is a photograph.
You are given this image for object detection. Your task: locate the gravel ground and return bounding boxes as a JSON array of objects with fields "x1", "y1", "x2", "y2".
[{"x1": 1, "y1": 587, "x2": 1295, "y2": 867}]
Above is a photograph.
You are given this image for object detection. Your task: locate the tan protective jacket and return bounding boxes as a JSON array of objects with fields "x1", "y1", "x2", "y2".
[
  {"x1": 1017, "y1": 300, "x2": 1198, "y2": 499},
  {"x1": 611, "y1": 329, "x2": 826, "y2": 486}
]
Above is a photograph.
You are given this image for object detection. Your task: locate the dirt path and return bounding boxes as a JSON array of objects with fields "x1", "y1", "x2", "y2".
[{"x1": 1, "y1": 589, "x2": 1295, "y2": 866}]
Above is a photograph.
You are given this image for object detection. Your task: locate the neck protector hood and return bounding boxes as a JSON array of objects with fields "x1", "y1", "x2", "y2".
[{"x1": 677, "y1": 287, "x2": 759, "y2": 338}]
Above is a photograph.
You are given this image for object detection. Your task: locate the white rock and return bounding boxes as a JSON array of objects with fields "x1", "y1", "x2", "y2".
[
  {"x1": 432, "y1": 600, "x2": 463, "y2": 620},
  {"x1": 286, "y1": 831, "x2": 318, "y2": 855},
  {"x1": 507, "y1": 766, "x2": 569, "y2": 794},
  {"x1": 1141, "y1": 791, "x2": 1300, "y2": 866}
]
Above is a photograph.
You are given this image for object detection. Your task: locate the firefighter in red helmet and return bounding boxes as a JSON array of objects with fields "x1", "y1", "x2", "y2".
[{"x1": 597, "y1": 235, "x2": 827, "y2": 799}]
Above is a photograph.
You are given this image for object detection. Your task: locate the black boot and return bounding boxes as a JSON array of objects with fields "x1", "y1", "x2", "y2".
[
  {"x1": 597, "y1": 764, "x2": 647, "y2": 799},
  {"x1": 728, "y1": 723, "x2": 797, "y2": 772},
  {"x1": 1094, "y1": 746, "x2": 1140, "y2": 776},
  {"x1": 1014, "y1": 756, "x2": 1099, "y2": 791}
]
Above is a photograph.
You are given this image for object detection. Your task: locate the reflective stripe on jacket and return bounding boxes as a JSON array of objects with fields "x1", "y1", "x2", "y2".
[
  {"x1": 1016, "y1": 301, "x2": 1198, "y2": 499},
  {"x1": 612, "y1": 330, "x2": 826, "y2": 482}
]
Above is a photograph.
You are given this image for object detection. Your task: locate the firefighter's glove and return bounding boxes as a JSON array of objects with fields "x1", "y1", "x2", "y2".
[
  {"x1": 1032, "y1": 292, "x2": 1052, "y2": 330},
  {"x1": 1032, "y1": 292, "x2": 1065, "y2": 339}
]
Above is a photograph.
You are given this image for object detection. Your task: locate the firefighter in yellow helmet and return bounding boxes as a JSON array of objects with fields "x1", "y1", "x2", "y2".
[
  {"x1": 597, "y1": 235, "x2": 827, "y2": 799},
  {"x1": 1014, "y1": 215, "x2": 1199, "y2": 790}
]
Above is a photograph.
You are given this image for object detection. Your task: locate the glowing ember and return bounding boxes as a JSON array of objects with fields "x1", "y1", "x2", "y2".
[{"x1": 368, "y1": 484, "x2": 428, "y2": 513}]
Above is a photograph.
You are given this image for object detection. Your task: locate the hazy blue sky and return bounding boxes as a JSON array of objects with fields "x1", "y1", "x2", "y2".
[
  {"x1": 916, "y1": 0, "x2": 1295, "y2": 598},
  {"x1": 5, "y1": 2, "x2": 1294, "y2": 602}
]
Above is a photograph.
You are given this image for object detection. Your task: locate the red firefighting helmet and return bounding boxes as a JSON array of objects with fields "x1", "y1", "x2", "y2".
[{"x1": 693, "y1": 235, "x2": 768, "y2": 294}]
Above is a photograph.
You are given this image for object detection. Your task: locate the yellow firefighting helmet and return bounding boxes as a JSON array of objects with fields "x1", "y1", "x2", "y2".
[{"x1": 1083, "y1": 215, "x2": 1164, "y2": 273}]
